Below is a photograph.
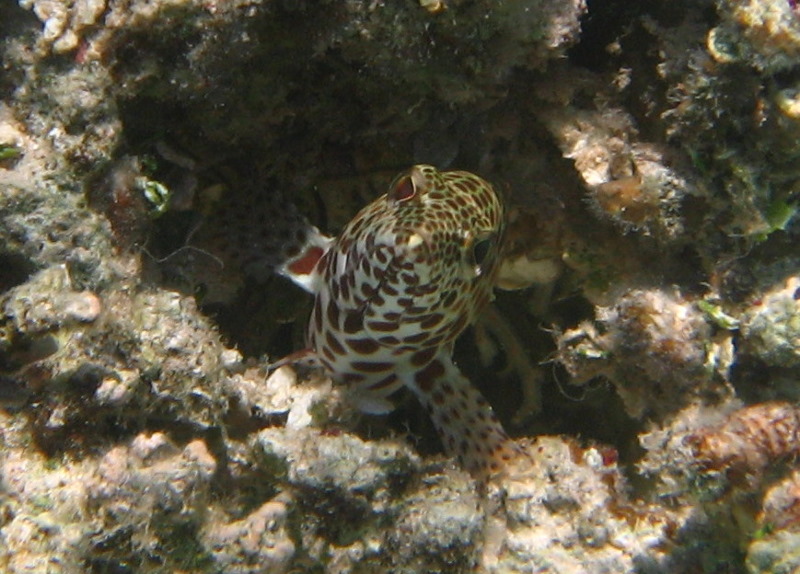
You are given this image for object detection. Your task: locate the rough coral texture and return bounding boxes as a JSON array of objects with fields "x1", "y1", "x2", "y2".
[
  {"x1": 740, "y1": 273, "x2": 800, "y2": 368},
  {"x1": 0, "y1": 424, "x2": 218, "y2": 571},
  {"x1": 556, "y1": 287, "x2": 735, "y2": 420},
  {"x1": 638, "y1": 400, "x2": 800, "y2": 572},
  {"x1": 2, "y1": 0, "x2": 800, "y2": 571}
]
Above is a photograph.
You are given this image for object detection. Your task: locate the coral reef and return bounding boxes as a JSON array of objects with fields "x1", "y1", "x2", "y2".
[
  {"x1": 556, "y1": 287, "x2": 735, "y2": 420},
  {"x1": 539, "y1": 104, "x2": 691, "y2": 241},
  {"x1": 639, "y1": 400, "x2": 800, "y2": 572},
  {"x1": 1, "y1": 0, "x2": 800, "y2": 571},
  {"x1": 0, "y1": 424, "x2": 219, "y2": 571},
  {"x1": 202, "y1": 495, "x2": 295, "y2": 574}
]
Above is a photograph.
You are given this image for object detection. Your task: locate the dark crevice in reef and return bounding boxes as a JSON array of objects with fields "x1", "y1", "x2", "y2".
[
  {"x1": 0, "y1": 252, "x2": 37, "y2": 294},
  {"x1": 568, "y1": 0, "x2": 702, "y2": 72}
]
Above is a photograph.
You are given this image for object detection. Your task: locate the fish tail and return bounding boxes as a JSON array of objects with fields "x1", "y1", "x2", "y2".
[
  {"x1": 406, "y1": 353, "x2": 524, "y2": 480},
  {"x1": 185, "y1": 186, "x2": 331, "y2": 292}
]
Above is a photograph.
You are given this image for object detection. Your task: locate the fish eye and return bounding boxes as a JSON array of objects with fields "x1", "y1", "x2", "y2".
[{"x1": 468, "y1": 234, "x2": 495, "y2": 275}]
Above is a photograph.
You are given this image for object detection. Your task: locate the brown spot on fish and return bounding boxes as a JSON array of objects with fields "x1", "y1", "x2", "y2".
[
  {"x1": 420, "y1": 313, "x2": 444, "y2": 329},
  {"x1": 411, "y1": 346, "x2": 437, "y2": 367},
  {"x1": 326, "y1": 300, "x2": 340, "y2": 328},
  {"x1": 401, "y1": 272, "x2": 419, "y2": 285},
  {"x1": 343, "y1": 311, "x2": 362, "y2": 334},
  {"x1": 415, "y1": 359, "x2": 445, "y2": 392},
  {"x1": 351, "y1": 361, "x2": 394, "y2": 373},
  {"x1": 367, "y1": 374, "x2": 398, "y2": 391},
  {"x1": 341, "y1": 372, "x2": 366, "y2": 384},
  {"x1": 367, "y1": 321, "x2": 397, "y2": 332},
  {"x1": 346, "y1": 338, "x2": 380, "y2": 354},
  {"x1": 326, "y1": 331, "x2": 345, "y2": 355},
  {"x1": 403, "y1": 332, "x2": 428, "y2": 344},
  {"x1": 321, "y1": 345, "x2": 336, "y2": 362}
]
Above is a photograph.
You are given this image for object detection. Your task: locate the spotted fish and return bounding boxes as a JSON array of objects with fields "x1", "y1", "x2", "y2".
[{"x1": 280, "y1": 165, "x2": 522, "y2": 478}]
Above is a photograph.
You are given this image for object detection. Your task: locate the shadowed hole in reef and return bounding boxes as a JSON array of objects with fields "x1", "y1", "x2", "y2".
[
  {"x1": 110, "y1": 94, "x2": 317, "y2": 361},
  {"x1": 202, "y1": 277, "x2": 312, "y2": 360},
  {"x1": 109, "y1": 88, "x2": 646, "y2": 472},
  {"x1": 128, "y1": 157, "x2": 647, "y2": 478},
  {"x1": 0, "y1": 252, "x2": 57, "y2": 402},
  {"x1": 0, "y1": 3, "x2": 39, "y2": 70},
  {"x1": 479, "y1": 289, "x2": 643, "y2": 469},
  {"x1": 0, "y1": 252, "x2": 37, "y2": 294},
  {"x1": 567, "y1": 0, "x2": 696, "y2": 72}
]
